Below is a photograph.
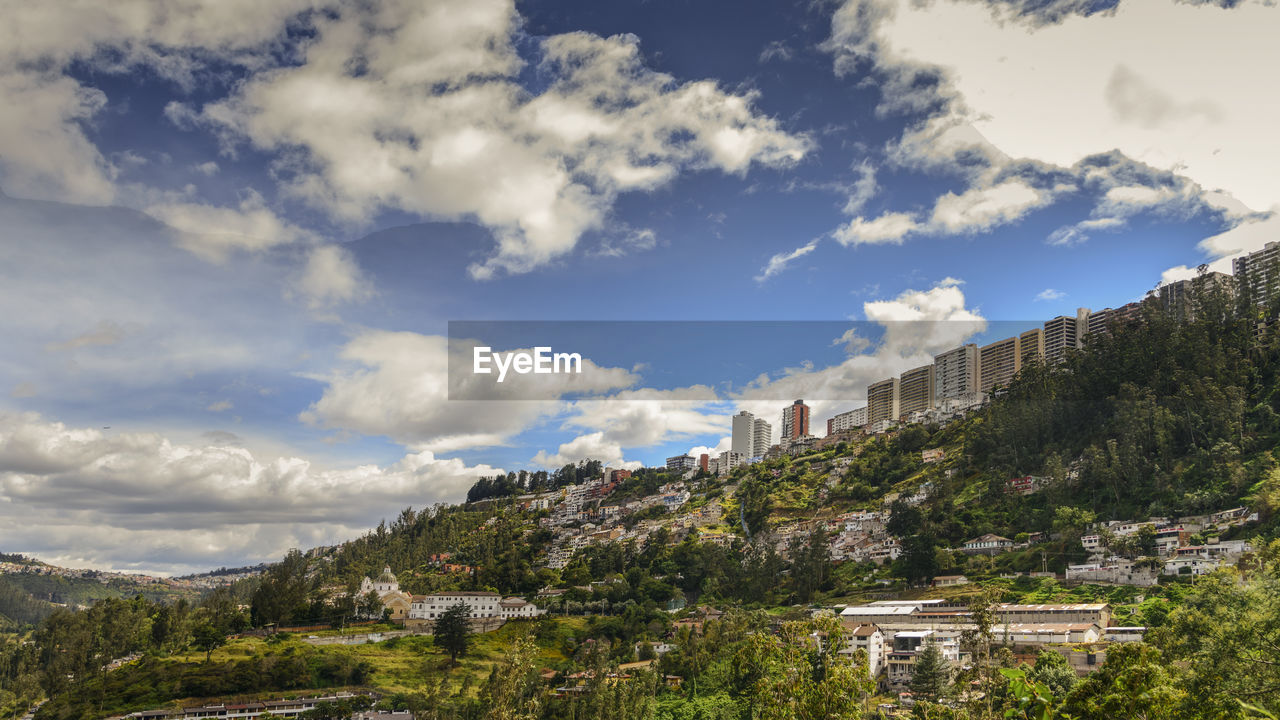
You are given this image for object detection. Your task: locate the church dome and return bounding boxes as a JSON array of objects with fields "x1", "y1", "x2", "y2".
[{"x1": 377, "y1": 566, "x2": 397, "y2": 584}]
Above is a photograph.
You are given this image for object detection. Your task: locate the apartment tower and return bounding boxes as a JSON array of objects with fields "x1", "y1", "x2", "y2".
[
  {"x1": 897, "y1": 364, "x2": 935, "y2": 420},
  {"x1": 866, "y1": 378, "x2": 899, "y2": 425},
  {"x1": 780, "y1": 400, "x2": 810, "y2": 441}
]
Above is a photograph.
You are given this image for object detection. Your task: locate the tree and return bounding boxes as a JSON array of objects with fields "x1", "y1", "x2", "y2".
[
  {"x1": 910, "y1": 643, "x2": 949, "y2": 703},
  {"x1": 433, "y1": 603, "x2": 471, "y2": 665},
  {"x1": 732, "y1": 615, "x2": 874, "y2": 720},
  {"x1": 1061, "y1": 643, "x2": 1186, "y2": 720},
  {"x1": 192, "y1": 623, "x2": 225, "y2": 663},
  {"x1": 1029, "y1": 649, "x2": 1077, "y2": 699},
  {"x1": 1052, "y1": 506, "x2": 1095, "y2": 548},
  {"x1": 477, "y1": 634, "x2": 541, "y2": 720},
  {"x1": 897, "y1": 533, "x2": 939, "y2": 587}
]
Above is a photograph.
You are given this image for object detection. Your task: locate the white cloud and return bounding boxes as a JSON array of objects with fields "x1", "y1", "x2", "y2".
[
  {"x1": 833, "y1": 211, "x2": 919, "y2": 246},
  {"x1": 290, "y1": 244, "x2": 371, "y2": 309},
  {"x1": 1035, "y1": 288, "x2": 1065, "y2": 302},
  {"x1": 687, "y1": 436, "x2": 731, "y2": 459},
  {"x1": 827, "y1": 0, "x2": 1280, "y2": 261},
  {"x1": 0, "y1": 412, "x2": 500, "y2": 574},
  {"x1": 0, "y1": 0, "x2": 330, "y2": 205},
  {"x1": 929, "y1": 179, "x2": 1048, "y2": 233},
  {"x1": 192, "y1": 0, "x2": 808, "y2": 278},
  {"x1": 0, "y1": 194, "x2": 319, "y2": 395},
  {"x1": 559, "y1": 386, "x2": 728, "y2": 450},
  {"x1": 756, "y1": 239, "x2": 819, "y2": 281},
  {"x1": 842, "y1": 160, "x2": 879, "y2": 215},
  {"x1": 733, "y1": 277, "x2": 986, "y2": 426},
  {"x1": 145, "y1": 190, "x2": 315, "y2": 261},
  {"x1": 300, "y1": 331, "x2": 637, "y2": 452},
  {"x1": 531, "y1": 432, "x2": 640, "y2": 470},
  {"x1": 206, "y1": 400, "x2": 233, "y2": 412},
  {"x1": 1, "y1": 0, "x2": 806, "y2": 280}
]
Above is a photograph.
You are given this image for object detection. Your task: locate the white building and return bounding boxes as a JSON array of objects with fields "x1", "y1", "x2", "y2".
[
  {"x1": 828, "y1": 406, "x2": 868, "y2": 435},
  {"x1": 839, "y1": 621, "x2": 885, "y2": 677},
  {"x1": 731, "y1": 411, "x2": 774, "y2": 459},
  {"x1": 409, "y1": 591, "x2": 503, "y2": 620},
  {"x1": 359, "y1": 566, "x2": 401, "y2": 597},
  {"x1": 498, "y1": 597, "x2": 544, "y2": 619},
  {"x1": 885, "y1": 630, "x2": 962, "y2": 686},
  {"x1": 1233, "y1": 240, "x2": 1280, "y2": 303}
]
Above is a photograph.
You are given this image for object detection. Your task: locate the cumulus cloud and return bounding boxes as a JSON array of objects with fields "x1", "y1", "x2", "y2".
[
  {"x1": 189, "y1": 0, "x2": 808, "y2": 278},
  {"x1": 559, "y1": 386, "x2": 728, "y2": 450},
  {"x1": 0, "y1": 412, "x2": 501, "y2": 574},
  {"x1": 1035, "y1": 288, "x2": 1065, "y2": 302},
  {"x1": 531, "y1": 432, "x2": 641, "y2": 470},
  {"x1": 300, "y1": 331, "x2": 637, "y2": 452},
  {"x1": 145, "y1": 190, "x2": 316, "y2": 261},
  {"x1": 820, "y1": 0, "x2": 1279, "y2": 279},
  {"x1": 290, "y1": 244, "x2": 371, "y2": 309},
  {"x1": 733, "y1": 277, "x2": 986, "y2": 426},
  {"x1": 832, "y1": 211, "x2": 919, "y2": 246},
  {"x1": 0, "y1": 0, "x2": 330, "y2": 205},
  {"x1": 1, "y1": 0, "x2": 806, "y2": 280}
]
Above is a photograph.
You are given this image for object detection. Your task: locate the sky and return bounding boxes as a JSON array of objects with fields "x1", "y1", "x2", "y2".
[{"x1": 1, "y1": 0, "x2": 1277, "y2": 575}]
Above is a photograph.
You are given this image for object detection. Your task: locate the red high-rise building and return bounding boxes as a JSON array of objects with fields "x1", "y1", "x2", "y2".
[{"x1": 781, "y1": 399, "x2": 810, "y2": 440}]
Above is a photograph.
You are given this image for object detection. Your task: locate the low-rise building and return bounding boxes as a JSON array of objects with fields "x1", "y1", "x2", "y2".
[
  {"x1": 995, "y1": 623, "x2": 1103, "y2": 646},
  {"x1": 962, "y1": 534, "x2": 1014, "y2": 555},
  {"x1": 885, "y1": 630, "x2": 963, "y2": 686},
  {"x1": 409, "y1": 591, "x2": 503, "y2": 621},
  {"x1": 838, "y1": 621, "x2": 885, "y2": 677},
  {"x1": 995, "y1": 603, "x2": 1111, "y2": 628}
]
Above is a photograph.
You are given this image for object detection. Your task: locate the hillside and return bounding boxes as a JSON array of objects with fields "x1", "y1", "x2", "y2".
[{"x1": 3, "y1": 285, "x2": 1280, "y2": 719}]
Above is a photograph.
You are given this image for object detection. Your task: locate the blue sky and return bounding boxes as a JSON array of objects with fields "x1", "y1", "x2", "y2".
[{"x1": 0, "y1": 0, "x2": 1276, "y2": 573}]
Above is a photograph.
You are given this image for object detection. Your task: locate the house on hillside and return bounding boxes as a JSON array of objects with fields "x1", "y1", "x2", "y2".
[{"x1": 961, "y1": 534, "x2": 1013, "y2": 555}]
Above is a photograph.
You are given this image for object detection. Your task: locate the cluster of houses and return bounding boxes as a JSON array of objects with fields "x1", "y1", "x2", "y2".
[
  {"x1": 498, "y1": 460, "x2": 1260, "y2": 591},
  {"x1": 1065, "y1": 507, "x2": 1258, "y2": 584},
  {"x1": 355, "y1": 567, "x2": 543, "y2": 629},
  {"x1": 835, "y1": 600, "x2": 1125, "y2": 688},
  {"x1": 520, "y1": 479, "x2": 727, "y2": 570}
]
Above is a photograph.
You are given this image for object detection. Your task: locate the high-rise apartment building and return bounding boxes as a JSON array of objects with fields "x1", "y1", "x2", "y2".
[
  {"x1": 1019, "y1": 328, "x2": 1044, "y2": 367},
  {"x1": 780, "y1": 400, "x2": 810, "y2": 441},
  {"x1": 666, "y1": 454, "x2": 697, "y2": 472},
  {"x1": 979, "y1": 336, "x2": 1020, "y2": 392},
  {"x1": 1043, "y1": 314, "x2": 1082, "y2": 364},
  {"x1": 731, "y1": 411, "x2": 755, "y2": 458},
  {"x1": 1233, "y1": 241, "x2": 1280, "y2": 304},
  {"x1": 752, "y1": 418, "x2": 772, "y2": 457},
  {"x1": 827, "y1": 406, "x2": 868, "y2": 435},
  {"x1": 934, "y1": 344, "x2": 979, "y2": 400},
  {"x1": 1086, "y1": 301, "x2": 1144, "y2": 336},
  {"x1": 866, "y1": 378, "x2": 899, "y2": 425},
  {"x1": 732, "y1": 411, "x2": 773, "y2": 458},
  {"x1": 897, "y1": 364, "x2": 935, "y2": 419},
  {"x1": 1159, "y1": 272, "x2": 1235, "y2": 320}
]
